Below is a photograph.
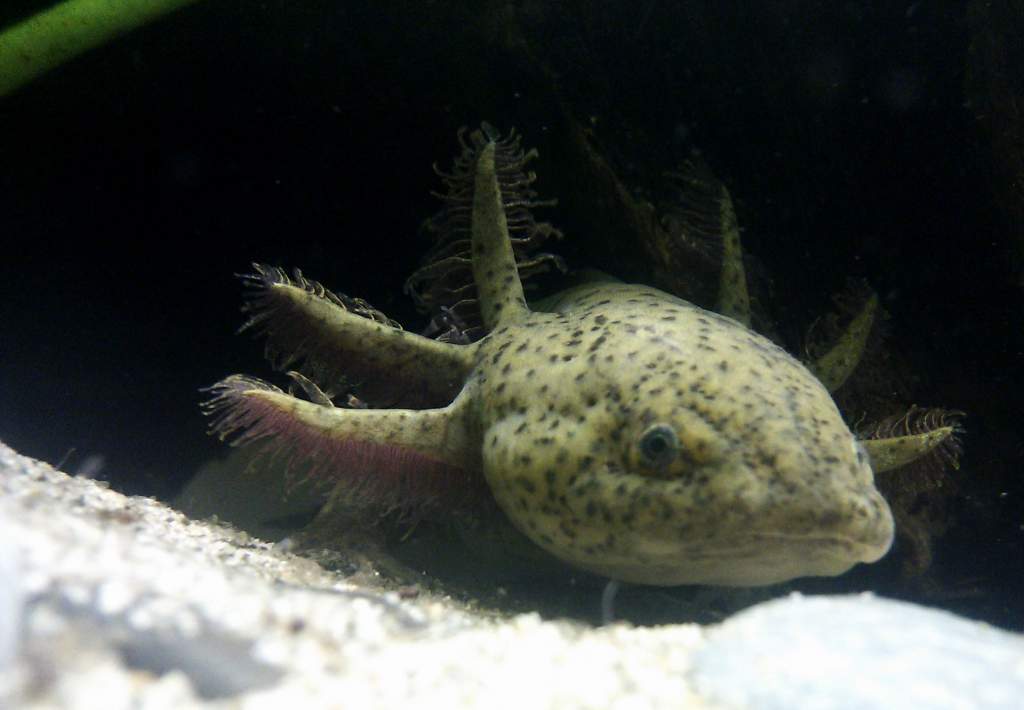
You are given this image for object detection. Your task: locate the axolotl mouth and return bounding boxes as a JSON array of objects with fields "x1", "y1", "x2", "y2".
[
  {"x1": 627, "y1": 530, "x2": 894, "y2": 587},
  {"x1": 552, "y1": 519, "x2": 894, "y2": 587},
  {"x1": 573, "y1": 543, "x2": 888, "y2": 587},
  {"x1": 509, "y1": 464, "x2": 896, "y2": 587}
]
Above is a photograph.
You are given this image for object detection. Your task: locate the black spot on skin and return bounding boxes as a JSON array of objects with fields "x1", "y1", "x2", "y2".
[
  {"x1": 595, "y1": 315, "x2": 608, "y2": 325},
  {"x1": 516, "y1": 476, "x2": 536, "y2": 493}
]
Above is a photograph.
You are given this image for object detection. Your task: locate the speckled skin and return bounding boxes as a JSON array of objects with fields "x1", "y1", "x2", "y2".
[
  {"x1": 208, "y1": 134, "x2": 898, "y2": 587},
  {"x1": 465, "y1": 280, "x2": 893, "y2": 585}
]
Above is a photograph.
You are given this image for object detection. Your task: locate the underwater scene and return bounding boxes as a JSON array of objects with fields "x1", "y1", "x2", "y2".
[{"x1": 2, "y1": 3, "x2": 1023, "y2": 698}]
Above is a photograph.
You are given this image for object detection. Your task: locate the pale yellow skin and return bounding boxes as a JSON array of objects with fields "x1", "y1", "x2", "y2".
[
  {"x1": 207, "y1": 134, "x2": 955, "y2": 587},
  {"x1": 469, "y1": 279, "x2": 893, "y2": 585}
]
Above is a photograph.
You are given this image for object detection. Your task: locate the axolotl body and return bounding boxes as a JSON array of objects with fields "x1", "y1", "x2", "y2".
[{"x1": 205, "y1": 130, "x2": 915, "y2": 586}]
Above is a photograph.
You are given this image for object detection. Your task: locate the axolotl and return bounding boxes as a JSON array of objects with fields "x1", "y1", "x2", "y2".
[{"x1": 203, "y1": 128, "x2": 946, "y2": 587}]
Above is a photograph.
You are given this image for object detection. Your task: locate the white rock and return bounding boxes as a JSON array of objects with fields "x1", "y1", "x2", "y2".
[
  {"x1": 2, "y1": 440, "x2": 1022, "y2": 710},
  {"x1": 692, "y1": 592, "x2": 1024, "y2": 710}
]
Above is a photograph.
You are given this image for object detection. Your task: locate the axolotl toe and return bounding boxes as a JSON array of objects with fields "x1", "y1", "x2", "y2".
[{"x1": 205, "y1": 129, "x2": 894, "y2": 586}]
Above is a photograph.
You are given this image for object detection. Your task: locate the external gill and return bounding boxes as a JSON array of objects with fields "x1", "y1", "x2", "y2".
[
  {"x1": 405, "y1": 124, "x2": 565, "y2": 339},
  {"x1": 237, "y1": 263, "x2": 471, "y2": 409},
  {"x1": 471, "y1": 138, "x2": 530, "y2": 328},
  {"x1": 662, "y1": 161, "x2": 751, "y2": 327},
  {"x1": 202, "y1": 375, "x2": 484, "y2": 514},
  {"x1": 805, "y1": 283, "x2": 880, "y2": 393},
  {"x1": 859, "y1": 406, "x2": 965, "y2": 473},
  {"x1": 201, "y1": 262, "x2": 487, "y2": 517},
  {"x1": 797, "y1": 283, "x2": 962, "y2": 473}
]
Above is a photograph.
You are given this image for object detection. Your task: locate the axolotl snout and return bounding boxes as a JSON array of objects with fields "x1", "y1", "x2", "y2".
[{"x1": 205, "y1": 132, "x2": 894, "y2": 586}]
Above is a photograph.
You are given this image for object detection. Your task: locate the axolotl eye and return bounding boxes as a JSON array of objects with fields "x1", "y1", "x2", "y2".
[{"x1": 638, "y1": 424, "x2": 680, "y2": 470}]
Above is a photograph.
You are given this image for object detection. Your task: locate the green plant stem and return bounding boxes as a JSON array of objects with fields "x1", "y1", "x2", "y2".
[{"x1": 0, "y1": 0, "x2": 204, "y2": 97}]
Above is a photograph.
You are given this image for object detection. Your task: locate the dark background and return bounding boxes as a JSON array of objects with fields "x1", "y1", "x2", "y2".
[{"x1": 1, "y1": 2, "x2": 1021, "y2": 625}]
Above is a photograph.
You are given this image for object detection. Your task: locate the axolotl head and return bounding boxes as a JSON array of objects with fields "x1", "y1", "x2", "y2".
[{"x1": 478, "y1": 287, "x2": 894, "y2": 586}]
